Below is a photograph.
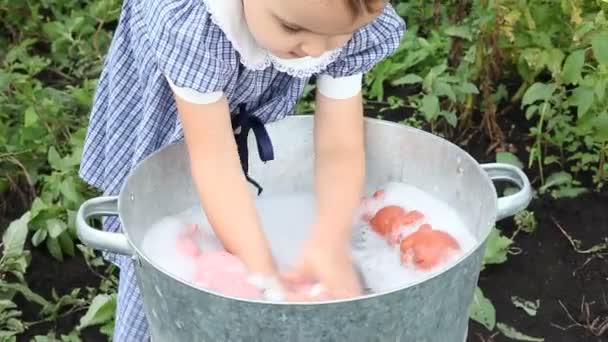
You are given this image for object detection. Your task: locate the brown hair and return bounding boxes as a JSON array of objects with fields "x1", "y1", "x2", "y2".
[{"x1": 345, "y1": 0, "x2": 386, "y2": 16}]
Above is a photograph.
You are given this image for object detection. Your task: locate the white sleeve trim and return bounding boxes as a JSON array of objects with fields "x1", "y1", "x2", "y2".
[
  {"x1": 316, "y1": 73, "x2": 362, "y2": 100},
  {"x1": 165, "y1": 75, "x2": 224, "y2": 105}
]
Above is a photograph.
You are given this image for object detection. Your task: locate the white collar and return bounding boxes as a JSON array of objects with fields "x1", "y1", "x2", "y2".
[{"x1": 204, "y1": 0, "x2": 343, "y2": 78}]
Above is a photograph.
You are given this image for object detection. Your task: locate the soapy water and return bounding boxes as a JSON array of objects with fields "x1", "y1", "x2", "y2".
[
  {"x1": 352, "y1": 182, "x2": 477, "y2": 292},
  {"x1": 141, "y1": 182, "x2": 477, "y2": 300}
]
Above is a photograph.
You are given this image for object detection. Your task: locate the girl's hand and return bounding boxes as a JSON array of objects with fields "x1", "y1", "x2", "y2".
[
  {"x1": 291, "y1": 83, "x2": 366, "y2": 300},
  {"x1": 282, "y1": 231, "x2": 362, "y2": 300},
  {"x1": 174, "y1": 93, "x2": 277, "y2": 277}
]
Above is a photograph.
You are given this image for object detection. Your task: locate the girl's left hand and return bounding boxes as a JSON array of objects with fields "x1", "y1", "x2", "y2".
[{"x1": 281, "y1": 232, "x2": 362, "y2": 300}]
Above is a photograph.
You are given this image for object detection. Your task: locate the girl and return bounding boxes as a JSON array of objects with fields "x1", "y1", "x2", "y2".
[{"x1": 79, "y1": 0, "x2": 405, "y2": 340}]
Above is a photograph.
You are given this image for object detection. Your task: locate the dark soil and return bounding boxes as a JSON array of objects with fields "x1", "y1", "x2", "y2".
[
  {"x1": 1, "y1": 189, "x2": 107, "y2": 341},
  {"x1": 2, "y1": 84, "x2": 607, "y2": 341},
  {"x1": 452, "y1": 95, "x2": 608, "y2": 342},
  {"x1": 467, "y1": 192, "x2": 608, "y2": 342},
  {"x1": 14, "y1": 244, "x2": 109, "y2": 342}
]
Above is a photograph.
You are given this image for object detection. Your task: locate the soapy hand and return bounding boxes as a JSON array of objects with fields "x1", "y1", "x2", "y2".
[{"x1": 282, "y1": 234, "x2": 362, "y2": 300}]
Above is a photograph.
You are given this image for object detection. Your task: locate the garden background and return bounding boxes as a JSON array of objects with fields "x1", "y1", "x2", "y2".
[{"x1": 1, "y1": 0, "x2": 607, "y2": 341}]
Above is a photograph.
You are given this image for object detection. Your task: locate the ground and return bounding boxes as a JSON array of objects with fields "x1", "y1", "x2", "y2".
[
  {"x1": 468, "y1": 192, "x2": 608, "y2": 342},
  {"x1": 15, "y1": 245, "x2": 107, "y2": 342},
  {"x1": 3, "y1": 95, "x2": 607, "y2": 342}
]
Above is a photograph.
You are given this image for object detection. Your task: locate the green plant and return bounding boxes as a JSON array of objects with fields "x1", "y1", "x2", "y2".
[
  {"x1": 77, "y1": 293, "x2": 116, "y2": 339},
  {"x1": 27, "y1": 135, "x2": 91, "y2": 262},
  {"x1": 368, "y1": 0, "x2": 608, "y2": 192},
  {"x1": 510, "y1": 0, "x2": 608, "y2": 190},
  {"x1": 514, "y1": 210, "x2": 538, "y2": 235},
  {"x1": 0, "y1": 213, "x2": 33, "y2": 338},
  {"x1": 470, "y1": 214, "x2": 542, "y2": 339},
  {"x1": 1, "y1": 2, "x2": 120, "y2": 339},
  {"x1": 393, "y1": 62, "x2": 479, "y2": 131},
  {"x1": 30, "y1": 331, "x2": 82, "y2": 342},
  {"x1": 0, "y1": 0, "x2": 109, "y2": 259}
]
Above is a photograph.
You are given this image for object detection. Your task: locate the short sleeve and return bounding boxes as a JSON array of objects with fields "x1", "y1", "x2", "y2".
[
  {"x1": 321, "y1": 5, "x2": 406, "y2": 79},
  {"x1": 141, "y1": 0, "x2": 237, "y2": 94}
]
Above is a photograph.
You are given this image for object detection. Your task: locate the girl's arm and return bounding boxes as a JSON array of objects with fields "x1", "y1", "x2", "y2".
[
  {"x1": 175, "y1": 94, "x2": 277, "y2": 276},
  {"x1": 279, "y1": 88, "x2": 365, "y2": 299},
  {"x1": 311, "y1": 90, "x2": 366, "y2": 244}
]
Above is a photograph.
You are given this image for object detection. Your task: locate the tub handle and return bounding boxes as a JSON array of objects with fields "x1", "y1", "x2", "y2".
[
  {"x1": 481, "y1": 163, "x2": 533, "y2": 221},
  {"x1": 76, "y1": 196, "x2": 133, "y2": 255}
]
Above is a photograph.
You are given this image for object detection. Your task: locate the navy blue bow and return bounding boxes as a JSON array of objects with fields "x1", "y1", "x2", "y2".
[{"x1": 232, "y1": 104, "x2": 274, "y2": 195}]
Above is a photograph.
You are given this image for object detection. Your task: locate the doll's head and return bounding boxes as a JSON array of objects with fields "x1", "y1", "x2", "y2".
[{"x1": 244, "y1": 0, "x2": 385, "y2": 59}]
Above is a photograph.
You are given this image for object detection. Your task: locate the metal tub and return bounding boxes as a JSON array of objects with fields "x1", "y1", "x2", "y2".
[{"x1": 77, "y1": 116, "x2": 532, "y2": 342}]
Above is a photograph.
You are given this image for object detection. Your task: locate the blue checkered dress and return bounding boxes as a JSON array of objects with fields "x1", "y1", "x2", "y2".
[{"x1": 79, "y1": 0, "x2": 404, "y2": 340}]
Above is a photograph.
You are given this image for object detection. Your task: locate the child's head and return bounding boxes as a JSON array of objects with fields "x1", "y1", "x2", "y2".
[{"x1": 244, "y1": 0, "x2": 385, "y2": 59}]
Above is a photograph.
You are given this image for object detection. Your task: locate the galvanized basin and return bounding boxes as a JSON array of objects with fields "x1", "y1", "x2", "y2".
[{"x1": 77, "y1": 116, "x2": 532, "y2": 342}]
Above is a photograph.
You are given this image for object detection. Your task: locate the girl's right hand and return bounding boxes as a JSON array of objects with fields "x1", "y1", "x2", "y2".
[
  {"x1": 173, "y1": 92, "x2": 277, "y2": 277},
  {"x1": 282, "y1": 233, "x2": 362, "y2": 300}
]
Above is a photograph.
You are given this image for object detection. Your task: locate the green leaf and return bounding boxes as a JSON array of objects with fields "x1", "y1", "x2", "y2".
[
  {"x1": 78, "y1": 294, "x2": 116, "y2": 330},
  {"x1": 2, "y1": 212, "x2": 31, "y2": 258},
  {"x1": 48, "y1": 146, "x2": 64, "y2": 171},
  {"x1": 420, "y1": 95, "x2": 440, "y2": 122},
  {"x1": 392, "y1": 74, "x2": 423, "y2": 85},
  {"x1": 497, "y1": 323, "x2": 544, "y2": 341},
  {"x1": 423, "y1": 64, "x2": 447, "y2": 92},
  {"x1": 496, "y1": 152, "x2": 524, "y2": 169},
  {"x1": 67, "y1": 210, "x2": 77, "y2": 235},
  {"x1": 0, "y1": 283, "x2": 49, "y2": 307},
  {"x1": 442, "y1": 111, "x2": 458, "y2": 127},
  {"x1": 444, "y1": 25, "x2": 473, "y2": 40},
  {"x1": 58, "y1": 232, "x2": 75, "y2": 257},
  {"x1": 522, "y1": 83, "x2": 556, "y2": 106},
  {"x1": 100, "y1": 320, "x2": 115, "y2": 337},
  {"x1": 461, "y1": 82, "x2": 480, "y2": 94},
  {"x1": 482, "y1": 228, "x2": 513, "y2": 267},
  {"x1": 595, "y1": 78, "x2": 607, "y2": 99},
  {"x1": 551, "y1": 186, "x2": 587, "y2": 199},
  {"x1": 592, "y1": 111, "x2": 608, "y2": 141},
  {"x1": 525, "y1": 105, "x2": 539, "y2": 120},
  {"x1": 561, "y1": 50, "x2": 585, "y2": 84},
  {"x1": 511, "y1": 296, "x2": 540, "y2": 316},
  {"x1": 569, "y1": 86, "x2": 595, "y2": 118},
  {"x1": 592, "y1": 33, "x2": 608, "y2": 65},
  {"x1": 60, "y1": 180, "x2": 81, "y2": 204},
  {"x1": 429, "y1": 63, "x2": 448, "y2": 77},
  {"x1": 435, "y1": 82, "x2": 456, "y2": 102},
  {"x1": 540, "y1": 171, "x2": 572, "y2": 193},
  {"x1": 469, "y1": 287, "x2": 496, "y2": 330},
  {"x1": 0, "y1": 330, "x2": 20, "y2": 340},
  {"x1": 514, "y1": 211, "x2": 538, "y2": 234},
  {"x1": 46, "y1": 237, "x2": 64, "y2": 262},
  {"x1": 24, "y1": 107, "x2": 39, "y2": 127},
  {"x1": 544, "y1": 48, "x2": 565, "y2": 77},
  {"x1": 544, "y1": 155, "x2": 560, "y2": 165},
  {"x1": 47, "y1": 219, "x2": 67, "y2": 239},
  {"x1": 30, "y1": 197, "x2": 49, "y2": 218},
  {"x1": 61, "y1": 331, "x2": 82, "y2": 342},
  {"x1": 31, "y1": 228, "x2": 48, "y2": 247}
]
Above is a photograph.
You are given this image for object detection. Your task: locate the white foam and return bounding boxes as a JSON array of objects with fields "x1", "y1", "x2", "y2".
[
  {"x1": 141, "y1": 183, "x2": 477, "y2": 297},
  {"x1": 352, "y1": 182, "x2": 477, "y2": 292}
]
